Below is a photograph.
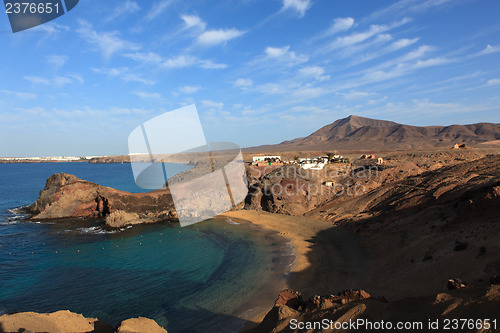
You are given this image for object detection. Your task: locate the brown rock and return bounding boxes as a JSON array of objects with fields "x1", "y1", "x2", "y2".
[
  {"x1": 117, "y1": 317, "x2": 168, "y2": 333},
  {"x1": 274, "y1": 289, "x2": 303, "y2": 309}
]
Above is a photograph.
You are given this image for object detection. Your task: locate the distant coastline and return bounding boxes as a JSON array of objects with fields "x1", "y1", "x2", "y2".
[{"x1": 0, "y1": 155, "x2": 130, "y2": 164}]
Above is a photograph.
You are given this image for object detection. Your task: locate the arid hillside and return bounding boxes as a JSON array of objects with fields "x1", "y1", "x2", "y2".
[{"x1": 250, "y1": 115, "x2": 500, "y2": 151}]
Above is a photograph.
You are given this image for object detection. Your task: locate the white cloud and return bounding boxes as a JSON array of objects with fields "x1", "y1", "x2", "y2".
[
  {"x1": 145, "y1": 0, "x2": 172, "y2": 21},
  {"x1": 282, "y1": 0, "x2": 311, "y2": 17},
  {"x1": 264, "y1": 46, "x2": 309, "y2": 66},
  {"x1": 67, "y1": 73, "x2": 84, "y2": 84},
  {"x1": 0, "y1": 90, "x2": 37, "y2": 99},
  {"x1": 487, "y1": 79, "x2": 500, "y2": 86},
  {"x1": 197, "y1": 28, "x2": 246, "y2": 46},
  {"x1": 45, "y1": 55, "x2": 68, "y2": 70},
  {"x1": 179, "y1": 86, "x2": 201, "y2": 94},
  {"x1": 341, "y1": 91, "x2": 376, "y2": 99},
  {"x1": 235, "y1": 78, "x2": 253, "y2": 87},
  {"x1": 265, "y1": 46, "x2": 289, "y2": 58},
  {"x1": 414, "y1": 57, "x2": 450, "y2": 68},
  {"x1": 91, "y1": 67, "x2": 155, "y2": 85},
  {"x1": 123, "y1": 52, "x2": 163, "y2": 64},
  {"x1": 255, "y1": 83, "x2": 288, "y2": 95},
  {"x1": 198, "y1": 59, "x2": 228, "y2": 69},
  {"x1": 162, "y1": 55, "x2": 197, "y2": 68},
  {"x1": 367, "y1": 0, "x2": 452, "y2": 22},
  {"x1": 76, "y1": 19, "x2": 140, "y2": 59},
  {"x1": 161, "y1": 55, "x2": 227, "y2": 69},
  {"x1": 354, "y1": 37, "x2": 419, "y2": 64},
  {"x1": 202, "y1": 100, "x2": 224, "y2": 108},
  {"x1": 291, "y1": 87, "x2": 328, "y2": 100},
  {"x1": 32, "y1": 22, "x2": 69, "y2": 33},
  {"x1": 327, "y1": 17, "x2": 355, "y2": 35},
  {"x1": 328, "y1": 18, "x2": 410, "y2": 51},
  {"x1": 299, "y1": 66, "x2": 330, "y2": 81},
  {"x1": 478, "y1": 44, "x2": 500, "y2": 56},
  {"x1": 132, "y1": 91, "x2": 162, "y2": 99},
  {"x1": 106, "y1": 0, "x2": 140, "y2": 21},
  {"x1": 388, "y1": 38, "x2": 420, "y2": 51},
  {"x1": 24, "y1": 75, "x2": 78, "y2": 87},
  {"x1": 181, "y1": 14, "x2": 206, "y2": 30}
]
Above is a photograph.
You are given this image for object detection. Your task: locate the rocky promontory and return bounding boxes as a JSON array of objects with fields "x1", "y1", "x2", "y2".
[{"x1": 28, "y1": 173, "x2": 177, "y2": 228}]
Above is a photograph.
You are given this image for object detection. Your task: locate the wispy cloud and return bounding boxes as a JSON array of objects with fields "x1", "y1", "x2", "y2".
[
  {"x1": 106, "y1": 0, "x2": 140, "y2": 21},
  {"x1": 161, "y1": 55, "x2": 227, "y2": 69},
  {"x1": 24, "y1": 75, "x2": 81, "y2": 87},
  {"x1": 123, "y1": 52, "x2": 163, "y2": 64},
  {"x1": 181, "y1": 14, "x2": 206, "y2": 30},
  {"x1": 76, "y1": 19, "x2": 141, "y2": 59},
  {"x1": 263, "y1": 46, "x2": 308, "y2": 66},
  {"x1": 477, "y1": 44, "x2": 500, "y2": 56},
  {"x1": 146, "y1": 0, "x2": 173, "y2": 21},
  {"x1": 132, "y1": 91, "x2": 162, "y2": 99},
  {"x1": 487, "y1": 78, "x2": 500, "y2": 86},
  {"x1": 328, "y1": 18, "x2": 410, "y2": 51},
  {"x1": 298, "y1": 66, "x2": 330, "y2": 81},
  {"x1": 124, "y1": 52, "x2": 227, "y2": 70},
  {"x1": 91, "y1": 67, "x2": 155, "y2": 85},
  {"x1": 202, "y1": 100, "x2": 224, "y2": 108},
  {"x1": 366, "y1": 0, "x2": 453, "y2": 22},
  {"x1": 0, "y1": 90, "x2": 37, "y2": 100},
  {"x1": 281, "y1": 0, "x2": 312, "y2": 17},
  {"x1": 234, "y1": 78, "x2": 253, "y2": 87},
  {"x1": 197, "y1": 29, "x2": 246, "y2": 46},
  {"x1": 326, "y1": 17, "x2": 355, "y2": 36},
  {"x1": 45, "y1": 55, "x2": 68, "y2": 70},
  {"x1": 179, "y1": 86, "x2": 201, "y2": 94},
  {"x1": 340, "y1": 91, "x2": 377, "y2": 99}
]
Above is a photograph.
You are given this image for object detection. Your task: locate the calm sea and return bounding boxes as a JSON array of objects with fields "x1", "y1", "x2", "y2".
[{"x1": 0, "y1": 162, "x2": 293, "y2": 332}]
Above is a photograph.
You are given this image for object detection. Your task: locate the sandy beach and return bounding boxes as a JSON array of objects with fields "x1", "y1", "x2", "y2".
[{"x1": 221, "y1": 210, "x2": 369, "y2": 298}]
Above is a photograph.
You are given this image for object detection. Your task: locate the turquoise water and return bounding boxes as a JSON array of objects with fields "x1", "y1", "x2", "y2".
[{"x1": 0, "y1": 163, "x2": 293, "y2": 332}]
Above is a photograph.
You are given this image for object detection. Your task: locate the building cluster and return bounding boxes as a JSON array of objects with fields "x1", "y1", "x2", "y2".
[{"x1": 251, "y1": 154, "x2": 350, "y2": 169}]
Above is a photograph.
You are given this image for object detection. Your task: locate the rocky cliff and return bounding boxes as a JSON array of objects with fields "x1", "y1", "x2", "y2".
[{"x1": 29, "y1": 173, "x2": 177, "y2": 228}]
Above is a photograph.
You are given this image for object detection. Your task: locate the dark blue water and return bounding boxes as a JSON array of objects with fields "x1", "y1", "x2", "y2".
[{"x1": 0, "y1": 163, "x2": 293, "y2": 332}]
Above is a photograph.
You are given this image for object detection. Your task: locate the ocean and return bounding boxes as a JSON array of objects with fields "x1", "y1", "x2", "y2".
[{"x1": 0, "y1": 162, "x2": 293, "y2": 332}]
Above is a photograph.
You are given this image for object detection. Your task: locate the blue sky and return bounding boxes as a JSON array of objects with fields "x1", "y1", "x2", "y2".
[{"x1": 1, "y1": 0, "x2": 499, "y2": 156}]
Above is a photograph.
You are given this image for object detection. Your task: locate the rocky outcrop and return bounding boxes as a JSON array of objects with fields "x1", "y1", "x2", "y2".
[
  {"x1": 0, "y1": 311, "x2": 167, "y2": 333},
  {"x1": 29, "y1": 173, "x2": 177, "y2": 228}
]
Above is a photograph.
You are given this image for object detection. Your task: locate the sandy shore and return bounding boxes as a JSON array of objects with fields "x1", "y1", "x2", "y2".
[{"x1": 221, "y1": 210, "x2": 368, "y2": 298}]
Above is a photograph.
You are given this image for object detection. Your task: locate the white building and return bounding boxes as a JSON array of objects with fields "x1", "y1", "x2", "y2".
[{"x1": 252, "y1": 156, "x2": 281, "y2": 162}]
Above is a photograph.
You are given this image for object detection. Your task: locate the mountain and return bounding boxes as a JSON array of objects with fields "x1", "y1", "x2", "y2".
[{"x1": 249, "y1": 115, "x2": 500, "y2": 151}]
